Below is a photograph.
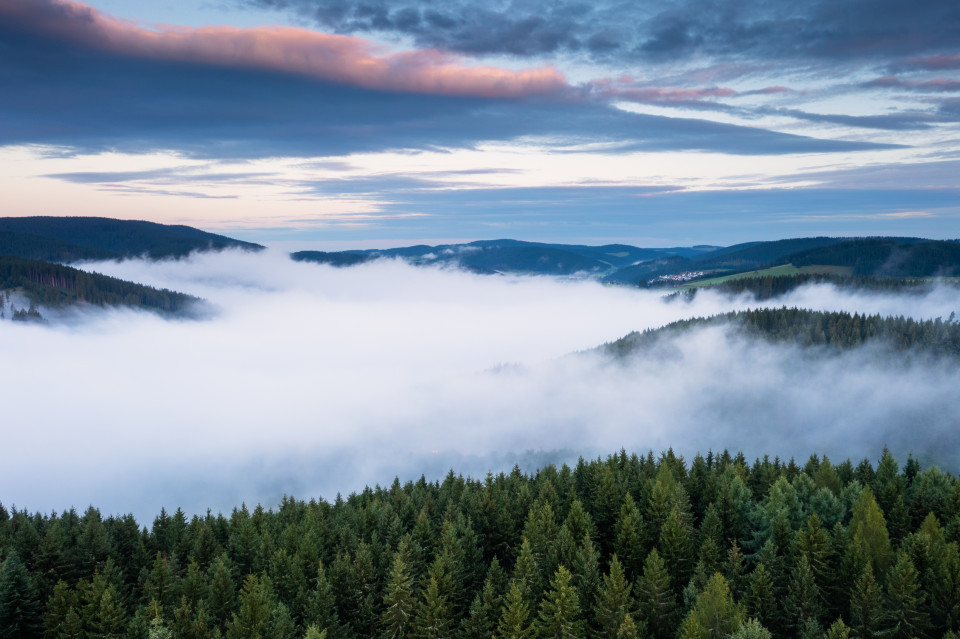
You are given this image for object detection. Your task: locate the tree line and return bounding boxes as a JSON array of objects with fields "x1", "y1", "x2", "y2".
[
  {"x1": 606, "y1": 307, "x2": 960, "y2": 357},
  {"x1": 669, "y1": 273, "x2": 957, "y2": 302},
  {"x1": 2, "y1": 448, "x2": 959, "y2": 639},
  {"x1": 0, "y1": 256, "x2": 200, "y2": 316}
]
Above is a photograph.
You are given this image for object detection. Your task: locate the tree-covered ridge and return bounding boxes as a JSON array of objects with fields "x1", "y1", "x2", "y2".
[
  {"x1": 604, "y1": 307, "x2": 960, "y2": 358},
  {"x1": 0, "y1": 232, "x2": 118, "y2": 263},
  {"x1": 779, "y1": 240, "x2": 960, "y2": 278},
  {"x1": 0, "y1": 256, "x2": 201, "y2": 317},
  {"x1": 671, "y1": 273, "x2": 957, "y2": 302},
  {"x1": 2, "y1": 449, "x2": 959, "y2": 639},
  {"x1": 0, "y1": 217, "x2": 263, "y2": 261}
]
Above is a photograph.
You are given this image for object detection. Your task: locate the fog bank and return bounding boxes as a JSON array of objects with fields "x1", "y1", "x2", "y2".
[{"x1": 1, "y1": 250, "x2": 958, "y2": 522}]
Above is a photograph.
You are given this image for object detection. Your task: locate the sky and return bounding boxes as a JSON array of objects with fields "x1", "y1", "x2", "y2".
[
  {"x1": 2, "y1": 251, "x2": 959, "y2": 520},
  {"x1": 1, "y1": 0, "x2": 959, "y2": 247}
]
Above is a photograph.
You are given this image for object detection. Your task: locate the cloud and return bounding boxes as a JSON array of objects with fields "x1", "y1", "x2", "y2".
[
  {"x1": 893, "y1": 54, "x2": 960, "y2": 72},
  {"x1": 586, "y1": 78, "x2": 737, "y2": 105},
  {"x1": 0, "y1": 0, "x2": 567, "y2": 99},
  {"x1": 866, "y1": 75, "x2": 960, "y2": 92},
  {"x1": 0, "y1": 24, "x2": 892, "y2": 160},
  {"x1": 240, "y1": 0, "x2": 960, "y2": 65},
  {"x1": 2, "y1": 250, "x2": 959, "y2": 520}
]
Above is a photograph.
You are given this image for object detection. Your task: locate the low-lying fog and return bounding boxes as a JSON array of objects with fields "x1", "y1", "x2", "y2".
[{"x1": 2, "y1": 250, "x2": 958, "y2": 522}]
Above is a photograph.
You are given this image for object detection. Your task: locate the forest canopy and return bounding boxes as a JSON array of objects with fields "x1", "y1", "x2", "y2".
[{"x1": 2, "y1": 448, "x2": 959, "y2": 639}]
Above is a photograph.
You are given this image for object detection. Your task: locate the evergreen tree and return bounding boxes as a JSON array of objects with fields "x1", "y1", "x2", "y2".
[
  {"x1": 382, "y1": 551, "x2": 417, "y2": 639},
  {"x1": 0, "y1": 550, "x2": 42, "y2": 639},
  {"x1": 536, "y1": 566, "x2": 583, "y2": 639},
  {"x1": 613, "y1": 495, "x2": 645, "y2": 580},
  {"x1": 849, "y1": 565, "x2": 883, "y2": 639},
  {"x1": 572, "y1": 534, "x2": 600, "y2": 618},
  {"x1": 512, "y1": 538, "x2": 541, "y2": 610},
  {"x1": 206, "y1": 553, "x2": 236, "y2": 634},
  {"x1": 226, "y1": 574, "x2": 276, "y2": 639},
  {"x1": 616, "y1": 613, "x2": 640, "y2": 639},
  {"x1": 43, "y1": 580, "x2": 81, "y2": 639},
  {"x1": 81, "y1": 577, "x2": 128, "y2": 639},
  {"x1": 267, "y1": 602, "x2": 297, "y2": 639},
  {"x1": 634, "y1": 548, "x2": 676, "y2": 639},
  {"x1": 849, "y1": 488, "x2": 892, "y2": 576},
  {"x1": 593, "y1": 556, "x2": 634, "y2": 639},
  {"x1": 883, "y1": 552, "x2": 929, "y2": 639},
  {"x1": 677, "y1": 573, "x2": 745, "y2": 639},
  {"x1": 784, "y1": 555, "x2": 823, "y2": 635},
  {"x1": 659, "y1": 505, "x2": 694, "y2": 593},
  {"x1": 496, "y1": 581, "x2": 533, "y2": 639},
  {"x1": 462, "y1": 571, "x2": 502, "y2": 639},
  {"x1": 744, "y1": 563, "x2": 777, "y2": 632},
  {"x1": 412, "y1": 574, "x2": 452, "y2": 639},
  {"x1": 731, "y1": 618, "x2": 773, "y2": 639},
  {"x1": 823, "y1": 618, "x2": 851, "y2": 639},
  {"x1": 304, "y1": 561, "x2": 341, "y2": 638}
]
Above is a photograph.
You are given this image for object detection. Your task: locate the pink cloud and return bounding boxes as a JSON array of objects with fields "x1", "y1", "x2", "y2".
[
  {"x1": 0, "y1": 0, "x2": 567, "y2": 99},
  {"x1": 898, "y1": 54, "x2": 960, "y2": 71},
  {"x1": 586, "y1": 79, "x2": 737, "y2": 104},
  {"x1": 866, "y1": 75, "x2": 960, "y2": 92}
]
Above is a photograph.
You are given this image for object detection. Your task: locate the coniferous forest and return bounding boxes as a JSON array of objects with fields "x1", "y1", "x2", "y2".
[{"x1": 2, "y1": 449, "x2": 959, "y2": 639}]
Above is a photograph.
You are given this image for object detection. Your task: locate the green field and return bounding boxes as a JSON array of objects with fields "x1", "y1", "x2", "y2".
[{"x1": 677, "y1": 264, "x2": 852, "y2": 289}]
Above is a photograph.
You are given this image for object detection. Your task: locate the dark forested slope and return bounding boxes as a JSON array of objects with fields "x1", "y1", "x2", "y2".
[
  {"x1": 0, "y1": 217, "x2": 263, "y2": 261},
  {"x1": 604, "y1": 307, "x2": 960, "y2": 358},
  {"x1": 778, "y1": 239, "x2": 960, "y2": 277},
  {"x1": 671, "y1": 272, "x2": 957, "y2": 302},
  {"x1": 0, "y1": 256, "x2": 200, "y2": 317},
  {"x1": 1, "y1": 449, "x2": 958, "y2": 639}
]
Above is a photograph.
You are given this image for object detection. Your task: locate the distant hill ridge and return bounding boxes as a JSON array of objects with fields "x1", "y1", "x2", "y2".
[
  {"x1": 292, "y1": 236, "x2": 960, "y2": 282},
  {"x1": 292, "y1": 238, "x2": 719, "y2": 277},
  {"x1": 0, "y1": 216, "x2": 263, "y2": 262}
]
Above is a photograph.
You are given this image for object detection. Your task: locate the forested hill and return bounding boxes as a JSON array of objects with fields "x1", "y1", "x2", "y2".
[
  {"x1": 604, "y1": 307, "x2": 960, "y2": 358},
  {"x1": 672, "y1": 272, "x2": 957, "y2": 302},
  {"x1": 0, "y1": 256, "x2": 201, "y2": 318},
  {"x1": 1, "y1": 448, "x2": 958, "y2": 639},
  {"x1": 290, "y1": 236, "x2": 960, "y2": 283},
  {"x1": 292, "y1": 239, "x2": 717, "y2": 277},
  {"x1": 0, "y1": 217, "x2": 263, "y2": 261}
]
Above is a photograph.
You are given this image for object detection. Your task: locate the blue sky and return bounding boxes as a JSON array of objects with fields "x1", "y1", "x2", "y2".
[{"x1": 1, "y1": 0, "x2": 958, "y2": 247}]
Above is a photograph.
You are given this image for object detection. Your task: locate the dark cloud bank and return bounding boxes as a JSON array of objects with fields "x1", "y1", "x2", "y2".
[
  {"x1": 245, "y1": 0, "x2": 960, "y2": 63},
  {"x1": 0, "y1": 0, "x2": 900, "y2": 158},
  {"x1": 1, "y1": 250, "x2": 958, "y2": 522}
]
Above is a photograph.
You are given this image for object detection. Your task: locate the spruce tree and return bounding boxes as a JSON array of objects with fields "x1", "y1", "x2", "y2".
[
  {"x1": 784, "y1": 555, "x2": 823, "y2": 635},
  {"x1": 659, "y1": 505, "x2": 694, "y2": 593},
  {"x1": 381, "y1": 552, "x2": 416, "y2": 639},
  {"x1": 462, "y1": 572, "x2": 502, "y2": 639},
  {"x1": 730, "y1": 618, "x2": 772, "y2": 639},
  {"x1": 823, "y1": 618, "x2": 851, "y2": 639},
  {"x1": 849, "y1": 565, "x2": 883, "y2": 639},
  {"x1": 536, "y1": 566, "x2": 584, "y2": 639},
  {"x1": 883, "y1": 552, "x2": 929, "y2": 639},
  {"x1": 0, "y1": 550, "x2": 41, "y2": 639},
  {"x1": 412, "y1": 574, "x2": 452, "y2": 639},
  {"x1": 226, "y1": 574, "x2": 276, "y2": 639},
  {"x1": 613, "y1": 494, "x2": 645, "y2": 580},
  {"x1": 497, "y1": 581, "x2": 533, "y2": 639},
  {"x1": 635, "y1": 548, "x2": 676, "y2": 639},
  {"x1": 744, "y1": 563, "x2": 777, "y2": 632},
  {"x1": 676, "y1": 573, "x2": 745, "y2": 639},
  {"x1": 205, "y1": 553, "x2": 236, "y2": 634},
  {"x1": 593, "y1": 556, "x2": 634, "y2": 639}
]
